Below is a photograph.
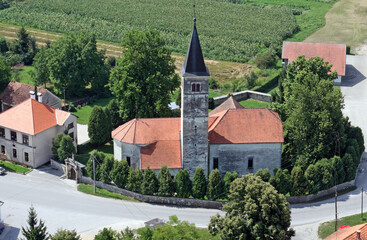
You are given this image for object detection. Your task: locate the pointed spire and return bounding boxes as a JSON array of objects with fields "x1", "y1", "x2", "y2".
[{"x1": 181, "y1": 19, "x2": 209, "y2": 77}]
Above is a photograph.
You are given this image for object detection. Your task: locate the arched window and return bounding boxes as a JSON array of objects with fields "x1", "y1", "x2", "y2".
[
  {"x1": 196, "y1": 83, "x2": 201, "y2": 92},
  {"x1": 191, "y1": 83, "x2": 201, "y2": 92},
  {"x1": 192, "y1": 84, "x2": 196, "y2": 92}
]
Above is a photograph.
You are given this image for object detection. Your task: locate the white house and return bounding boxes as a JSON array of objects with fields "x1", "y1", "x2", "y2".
[
  {"x1": 282, "y1": 42, "x2": 346, "y2": 85},
  {"x1": 0, "y1": 98, "x2": 77, "y2": 168}
]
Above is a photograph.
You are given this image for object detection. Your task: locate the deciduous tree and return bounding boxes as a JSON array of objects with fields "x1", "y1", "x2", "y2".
[
  {"x1": 0, "y1": 58, "x2": 11, "y2": 92},
  {"x1": 107, "y1": 99, "x2": 123, "y2": 129}
]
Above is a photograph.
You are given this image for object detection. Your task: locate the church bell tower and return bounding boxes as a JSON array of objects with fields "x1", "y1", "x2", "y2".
[{"x1": 180, "y1": 19, "x2": 210, "y2": 178}]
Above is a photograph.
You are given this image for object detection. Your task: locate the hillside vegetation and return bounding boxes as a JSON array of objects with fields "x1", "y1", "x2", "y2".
[{"x1": 0, "y1": 0, "x2": 298, "y2": 62}]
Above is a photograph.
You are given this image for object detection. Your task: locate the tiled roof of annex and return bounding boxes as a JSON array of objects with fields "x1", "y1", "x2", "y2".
[
  {"x1": 0, "y1": 98, "x2": 69, "y2": 135},
  {"x1": 282, "y1": 41, "x2": 346, "y2": 76},
  {"x1": 0, "y1": 81, "x2": 48, "y2": 105},
  {"x1": 324, "y1": 223, "x2": 367, "y2": 240}
]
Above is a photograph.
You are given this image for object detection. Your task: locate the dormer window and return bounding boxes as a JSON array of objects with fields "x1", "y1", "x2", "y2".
[{"x1": 191, "y1": 83, "x2": 201, "y2": 92}]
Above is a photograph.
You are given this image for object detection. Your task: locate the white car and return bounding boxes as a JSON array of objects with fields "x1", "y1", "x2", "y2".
[{"x1": 0, "y1": 167, "x2": 6, "y2": 175}]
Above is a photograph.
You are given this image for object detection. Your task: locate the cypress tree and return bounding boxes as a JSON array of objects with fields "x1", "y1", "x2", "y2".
[
  {"x1": 88, "y1": 106, "x2": 110, "y2": 145},
  {"x1": 175, "y1": 169, "x2": 192, "y2": 198},
  {"x1": 158, "y1": 165, "x2": 175, "y2": 196},
  {"x1": 126, "y1": 169, "x2": 143, "y2": 193},
  {"x1": 85, "y1": 150, "x2": 105, "y2": 181},
  {"x1": 100, "y1": 155, "x2": 114, "y2": 184},
  {"x1": 111, "y1": 160, "x2": 130, "y2": 188},
  {"x1": 22, "y1": 206, "x2": 49, "y2": 240},
  {"x1": 51, "y1": 133, "x2": 64, "y2": 160},
  {"x1": 192, "y1": 167, "x2": 206, "y2": 199},
  {"x1": 290, "y1": 166, "x2": 307, "y2": 196},
  {"x1": 141, "y1": 166, "x2": 159, "y2": 195},
  {"x1": 207, "y1": 169, "x2": 225, "y2": 200},
  {"x1": 57, "y1": 135, "x2": 75, "y2": 163}
]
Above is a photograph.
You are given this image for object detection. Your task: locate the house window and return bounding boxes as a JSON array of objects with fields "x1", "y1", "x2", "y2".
[
  {"x1": 248, "y1": 157, "x2": 254, "y2": 169},
  {"x1": 23, "y1": 135, "x2": 29, "y2": 145},
  {"x1": 68, "y1": 122, "x2": 74, "y2": 130},
  {"x1": 13, "y1": 148, "x2": 17, "y2": 158},
  {"x1": 126, "y1": 156, "x2": 131, "y2": 166},
  {"x1": 24, "y1": 152, "x2": 29, "y2": 162},
  {"x1": 11, "y1": 131, "x2": 17, "y2": 141},
  {"x1": 191, "y1": 83, "x2": 201, "y2": 92},
  {"x1": 213, "y1": 157, "x2": 219, "y2": 169},
  {"x1": 0, "y1": 128, "x2": 4, "y2": 137},
  {"x1": 1, "y1": 145, "x2": 4, "y2": 154},
  {"x1": 69, "y1": 132, "x2": 74, "y2": 142}
]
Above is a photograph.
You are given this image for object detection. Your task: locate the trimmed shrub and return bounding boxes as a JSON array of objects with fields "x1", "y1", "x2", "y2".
[
  {"x1": 57, "y1": 135, "x2": 75, "y2": 163},
  {"x1": 192, "y1": 167, "x2": 206, "y2": 199},
  {"x1": 332, "y1": 156, "x2": 345, "y2": 185},
  {"x1": 175, "y1": 169, "x2": 192, "y2": 198},
  {"x1": 290, "y1": 166, "x2": 307, "y2": 196},
  {"x1": 51, "y1": 229, "x2": 81, "y2": 240},
  {"x1": 342, "y1": 153, "x2": 356, "y2": 181},
  {"x1": 207, "y1": 169, "x2": 225, "y2": 200},
  {"x1": 111, "y1": 159, "x2": 130, "y2": 188},
  {"x1": 94, "y1": 228, "x2": 117, "y2": 240},
  {"x1": 51, "y1": 133, "x2": 64, "y2": 160},
  {"x1": 223, "y1": 171, "x2": 238, "y2": 197},
  {"x1": 85, "y1": 150, "x2": 106, "y2": 181},
  {"x1": 100, "y1": 155, "x2": 114, "y2": 184},
  {"x1": 269, "y1": 168, "x2": 291, "y2": 195},
  {"x1": 158, "y1": 165, "x2": 175, "y2": 196},
  {"x1": 126, "y1": 168, "x2": 143, "y2": 193},
  {"x1": 255, "y1": 168, "x2": 271, "y2": 182},
  {"x1": 141, "y1": 166, "x2": 159, "y2": 195}
]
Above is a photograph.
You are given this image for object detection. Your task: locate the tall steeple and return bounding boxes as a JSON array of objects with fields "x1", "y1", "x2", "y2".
[{"x1": 180, "y1": 19, "x2": 210, "y2": 178}]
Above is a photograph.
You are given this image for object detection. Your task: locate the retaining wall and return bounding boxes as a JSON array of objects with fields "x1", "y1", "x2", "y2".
[
  {"x1": 81, "y1": 176, "x2": 225, "y2": 209},
  {"x1": 213, "y1": 90, "x2": 271, "y2": 107}
]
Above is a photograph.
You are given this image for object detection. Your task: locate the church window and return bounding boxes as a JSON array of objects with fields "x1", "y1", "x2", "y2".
[
  {"x1": 196, "y1": 83, "x2": 201, "y2": 92},
  {"x1": 248, "y1": 157, "x2": 253, "y2": 169},
  {"x1": 192, "y1": 84, "x2": 196, "y2": 92},
  {"x1": 126, "y1": 156, "x2": 131, "y2": 166},
  {"x1": 213, "y1": 158, "x2": 219, "y2": 169},
  {"x1": 191, "y1": 83, "x2": 201, "y2": 92}
]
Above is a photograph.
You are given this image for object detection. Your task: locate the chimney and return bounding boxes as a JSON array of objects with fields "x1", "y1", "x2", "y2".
[
  {"x1": 29, "y1": 91, "x2": 35, "y2": 100},
  {"x1": 37, "y1": 92, "x2": 43, "y2": 103},
  {"x1": 357, "y1": 229, "x2": 361, "y2": 240}
]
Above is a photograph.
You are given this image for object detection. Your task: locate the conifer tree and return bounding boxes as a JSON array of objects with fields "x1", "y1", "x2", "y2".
[
  {"x1": 57, "y1": 135, "x2": 75, "y2": 163},
  {"x1": 111, "y1": 160, "x2": 130, "y2": 188},
  {"x1": 223, "y1": 171, "x2": 238, "y2": 197},
  {"x1": 107, "y1": 99, "x2": 124, "y2": 129},
  {"x1": 85, "y1": 150, "x2": 105, "y2": 181},
  {"x1": 127, "y1": 168, "x2": 143, "y2": 193},
  {"x1": 207, "y1": 169, "x2": 225, "y2": 200},
  {"x1": 175, "y1": 169, "x2": 192, "y2": 198},
  {"x1": 22, "y1": 206, "x2": 49, "y2": 240},
  {"x1": 255, "y1": 168, "x2": 271, "y2": 182},
  {"x1": 158, "y1": 165, "x2": 175, "y2": 196},
  {"x1": 100, "y1": 155, "x2": 114, "y2": 184},
  {"x1": 141, "y1": 166, "x2": 159, "y2": 195},
  {"x1": 88, "y1": 106, "x2": 110, "y2": 145},
  {"x1": 192, "y1": 167, "x2": 206, "y2": 199},
  {"x1": 290, "y1": 166, "x2": 308, "y2": 196}
]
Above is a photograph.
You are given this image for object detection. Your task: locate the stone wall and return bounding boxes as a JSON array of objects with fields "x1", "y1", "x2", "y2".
[
  {"x1": 213, "y1": 90, "x2": 271, "y2": 107},
  {"x1": 286, "y1": 180, "x2": 356, "y2": 204},
  {"x1": 81, "y1": 176, "x2": 225, "y2": 209},
  {"x1": 50, "y1": 159, "x2": 65, "y2": 172}
]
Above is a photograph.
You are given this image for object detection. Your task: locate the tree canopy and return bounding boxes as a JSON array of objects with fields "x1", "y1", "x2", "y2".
[
  {"x1": 22, "y1": 206, "x2": 49, "y2": 240},
  {"x1": 0, "y1": 58, "x2": 11, "y2": 92},
  {"x1": 109, "y1": 29, "x2": 180, "y2": 121}
]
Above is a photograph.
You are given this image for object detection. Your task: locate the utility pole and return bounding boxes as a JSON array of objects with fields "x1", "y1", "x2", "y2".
[
  {"x1": 362, "y1": 187, "x2": 364, "y2": 220},
  {"x1": 334, "y1": 163, "x2": 338, "y2": 232},
  {"x1": 92, "y1": 154, "x2": 96, "y2": 193}
]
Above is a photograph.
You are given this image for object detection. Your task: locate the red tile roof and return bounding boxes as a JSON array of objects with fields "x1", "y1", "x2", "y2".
[
  {"x1": 282, "y1": 42, "x2": 346, "y2": 76},
  {"x1": 209, "y1": 96, "x2": 244, "y2": 116},
  {"x1": 141, "y1": 141, "x2": 181, "y2": 169},
  {"x1": 324, "y1": 223, "x2": 367, "y2": 240},
  {"x1": 0, "y1": 81, "x2": 47, "y2": 105},
  {"x1": 0, "y1": 98, "x2": 70, "y2": 135},
  {"x1": 208, "y1": 109, "x2": 283, "y2": 144}
]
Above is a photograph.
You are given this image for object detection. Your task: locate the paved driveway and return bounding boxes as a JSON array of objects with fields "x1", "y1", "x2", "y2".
[{"x1": 77, "y1": 124, "x2": 89, "y2": 145}]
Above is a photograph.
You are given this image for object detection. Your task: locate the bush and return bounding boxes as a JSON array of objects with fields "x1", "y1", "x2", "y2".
[
  {"x1": 158, "y1": 165, "x2": 175, "y2": 196},
  {"x1": 57, "y1": 135, "x2": 75, "y2": 163},
  {"x1": 126, "y1": 168, "x2": 143, "y2": 193},
  {"x1": 106, "y1": 56, "x2": 116, "y2": 68},
  {"x1": 68, "y1": 103, "x2": 76, "y2": 112},
  {"x1": 254, "y1": 50, "x2": 277, "y2": 68},
  {"x1": 175, "y1": 169, "x2": 192, "y2": 198},
  {"x1": 223, "y1": 171, "x2": 238, "y2": 197},
  {"x1": 111, "y1": 160, "x2": 130, "y2": 188},
  {"x1": 305, "y1": 158, "x2": 333, "y2": 194},
  {"x1": 244, "y1": 71, "x2": 257, "y2": 89},
  {"x1": 332, "y1": 156, "x2": 345, "y2": 185},
  {"x1": 346, "y1": 45, "x2": 351, "y2": 54},
  {"x1": 51, "y1": 229, "x2": 81, "y2": 240},
  {"x1": 208, "y1": 97, "x2": 215, "y2": 110},
  {"x1": 342, "y1": 153, "x2": 356, "y2": 181},
  {"x1": 207, "y1": 169, "x2": 225, "y2": 200},
  {"x1": 255, "y1": 168, "x2": 271, "y2": 182},
  {"x1": 269, "y1": 168, "x2": 291, "y2": 195},
  {"x1": 192, "y1": 167, "x2": 206, "y2": 199},
  {"x1": 100, "y1": 155, "x2": 114, "y2": 184},
  {"x1": 209, "y1": 77, "x2": 219, "y2": 89},
  {"x1": 0, "y1": 37, "x2": 8, "y2": 53},
  {"x1": 51, "y1": 133, "x2": 64, "y2": 161},
  {"x1": 94, "y1": 228, "x2": 117, "y2": 240},
  {"x1": 290, "y1": 166, "x2": 307, "y2": 196},
  {"x1": 85, "y1": 150, "x2": 106, "y2": 181},
  {"x1": 141, "y1": 166, "x2": 159, "y2": 195},
  {"x1": 107, "y1": 99, "x2": 123, "y2": 129}
]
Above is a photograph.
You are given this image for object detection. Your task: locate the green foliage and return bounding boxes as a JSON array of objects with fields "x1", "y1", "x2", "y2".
[
  {"x1": 51, "y1": 133, "x2": 64, "y2": 161},
  {"x1": 33, "y1": 47, "x2": 50, "y2": 88},
  {"x1": 21, "y1": 206, "x2": 49, "y2": 240},
  {"x1": 94, "y1": 228, "x2": 117, "y2": 240},
  {"x1": 111, "y1": 160, "x2": 130, "y2": 189},
  {"x1": 255, "y1": 168, "x2": 271, "y2": 182},
  {"x1": 153, "y1": 215, "x2": 200, "y2": 240},
  {"x1": 0, "y1": 0, "x2": 299, "y2": 62},
  {"x1": 269, "y1": 168, "x2": 291, "y2": 195},
  {"x1": 107, "y1": 99, "x2": 123, "y2": 129},
  {"x1": 141, "y1": 166, "x2": 159, "y2": 195},
  {"x1": 223, "y1": 171, "x2": 238, "y2": 196},
  {"x1": 209, "y1": 175, "x2": 294, "y2": 240},
  {"x1": 0, "y1": 58, "x2": 11, "y2": 92},
  {"x1": 175, "y1": 169, "x2": 192, "y2": 198},
  {"x1": 100, "y1": 155, "x2": 114, "y2": 184},
  {"x1": 51, "y1": 229, "x2": 81, "y2": 240},
  {"x1": 347, "y1": 126, "x2": 365, "y2": 154},
  {"x1": 209, "y1": 77, "x2": 219, "y2": 89},
  {"x1": 13, "y1": 26, "x2": 37, "y2": 65},
  {"x1": 207, "y1": 169, "x2": 225, "y2": 200},
  {"x1": 88, "y1": 106, "x2": 111, "y2": 145},
  {"x1": 57, "y1": 135, "x2": 75, "y2": 163},
  {"x1": 137, "y1": 226, "x2": 153, "y2": 240},
  {"x1": 0, "y1": 37, "x2": 8, "y2": 53},
  {"x1": 342, "y1": 153, "x2": 356, "y2": 181},
  {"x1": 290, "y1": 166, "x2": 307, "y2": 196},
  {"x1": 332, "y1": 156, "x2": 345, "y2": 185},
  {"x1": 305, "y1": 158, "x2": 333, "y2": 194},
  {"x1": 192, "y1": 167, "x2": 207, "y2": 199},
  {"x1": 254, "y1": 50, "x2": 277, "y2": 68},
  {"x1": 86, "y1": 150, "x2": 106, "y2": 181},
  {"x1": 110, "y1": 29, "x2": 179, "y2": 121},
  {"x1": 158, "y1": 165, "x2": 175, "y2": 196},
  {"x1": 127, "y1": 168, "x2": 143, "y2": 193}
]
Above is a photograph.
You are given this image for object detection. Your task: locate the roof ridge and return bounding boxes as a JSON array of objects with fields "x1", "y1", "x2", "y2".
[
  {"x1": 30, "y1": 99, "x2": 36, "y2": 134},
  {"x1": 133, "y1": 119, "x2": 137, "y2": 144},
  {"x1": 117, "y1": 120, "x2": 135, "y2": 142},
  {"x1": 266, "y1": 108, "x2": 282, "y2": 124},
  {"x1": 208, "y1": 109, "x2": 229, "y2": 133}
]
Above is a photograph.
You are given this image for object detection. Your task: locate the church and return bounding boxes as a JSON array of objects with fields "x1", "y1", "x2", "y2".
[{"x1": 112, "y1": 21, "x2": 283, "y2": 177}]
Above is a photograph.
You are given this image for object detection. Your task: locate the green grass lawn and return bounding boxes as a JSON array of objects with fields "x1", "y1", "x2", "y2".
[
  {"x1": 0, "y1": 160, "x2": 30, "y2": 174},
  {"x1": 77, "y1": 183, "x2": 138, "y2": 202},
  {"x1": 318, "y1": 212, "x2": 367, "y2": 239},
  {"x1": 73, "y1": 96, "x2": 114, "y2": 124},
  {"x1": 240, "y1": 99, "x2": 270, "y2": 108},
  {"x1": 11, "y1": 66, "x2": 36, "y2": 85},
  {"x1": 75, "y1": 141, "x2": 114, "y2": 165}
]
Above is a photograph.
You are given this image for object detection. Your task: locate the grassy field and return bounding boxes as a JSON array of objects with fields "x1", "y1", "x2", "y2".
[
  {"x1": 75, "y1": 141, "x2": 114, "y2": 165},
  {"x1": 73, "y1": 96, "x2": 114, "y2": 124},
  {"x1": 77, "y1": 183, "x2": 138, "y2": 202},
  {"x1": 304, "y1": 0, "x2": 367, "y2": 53},
  {"x1": 318, "y1": 212, "x2": 367, "y2": 239},
  {"x1": 240, "y1": 99, "x2": 270, "y2": 108},
  {"x1": 0, "y1": 0, "x2": 298, "y2": 62},
  {"x1": 0, "y1": 160, "x2": 30, "y2": 174}
]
